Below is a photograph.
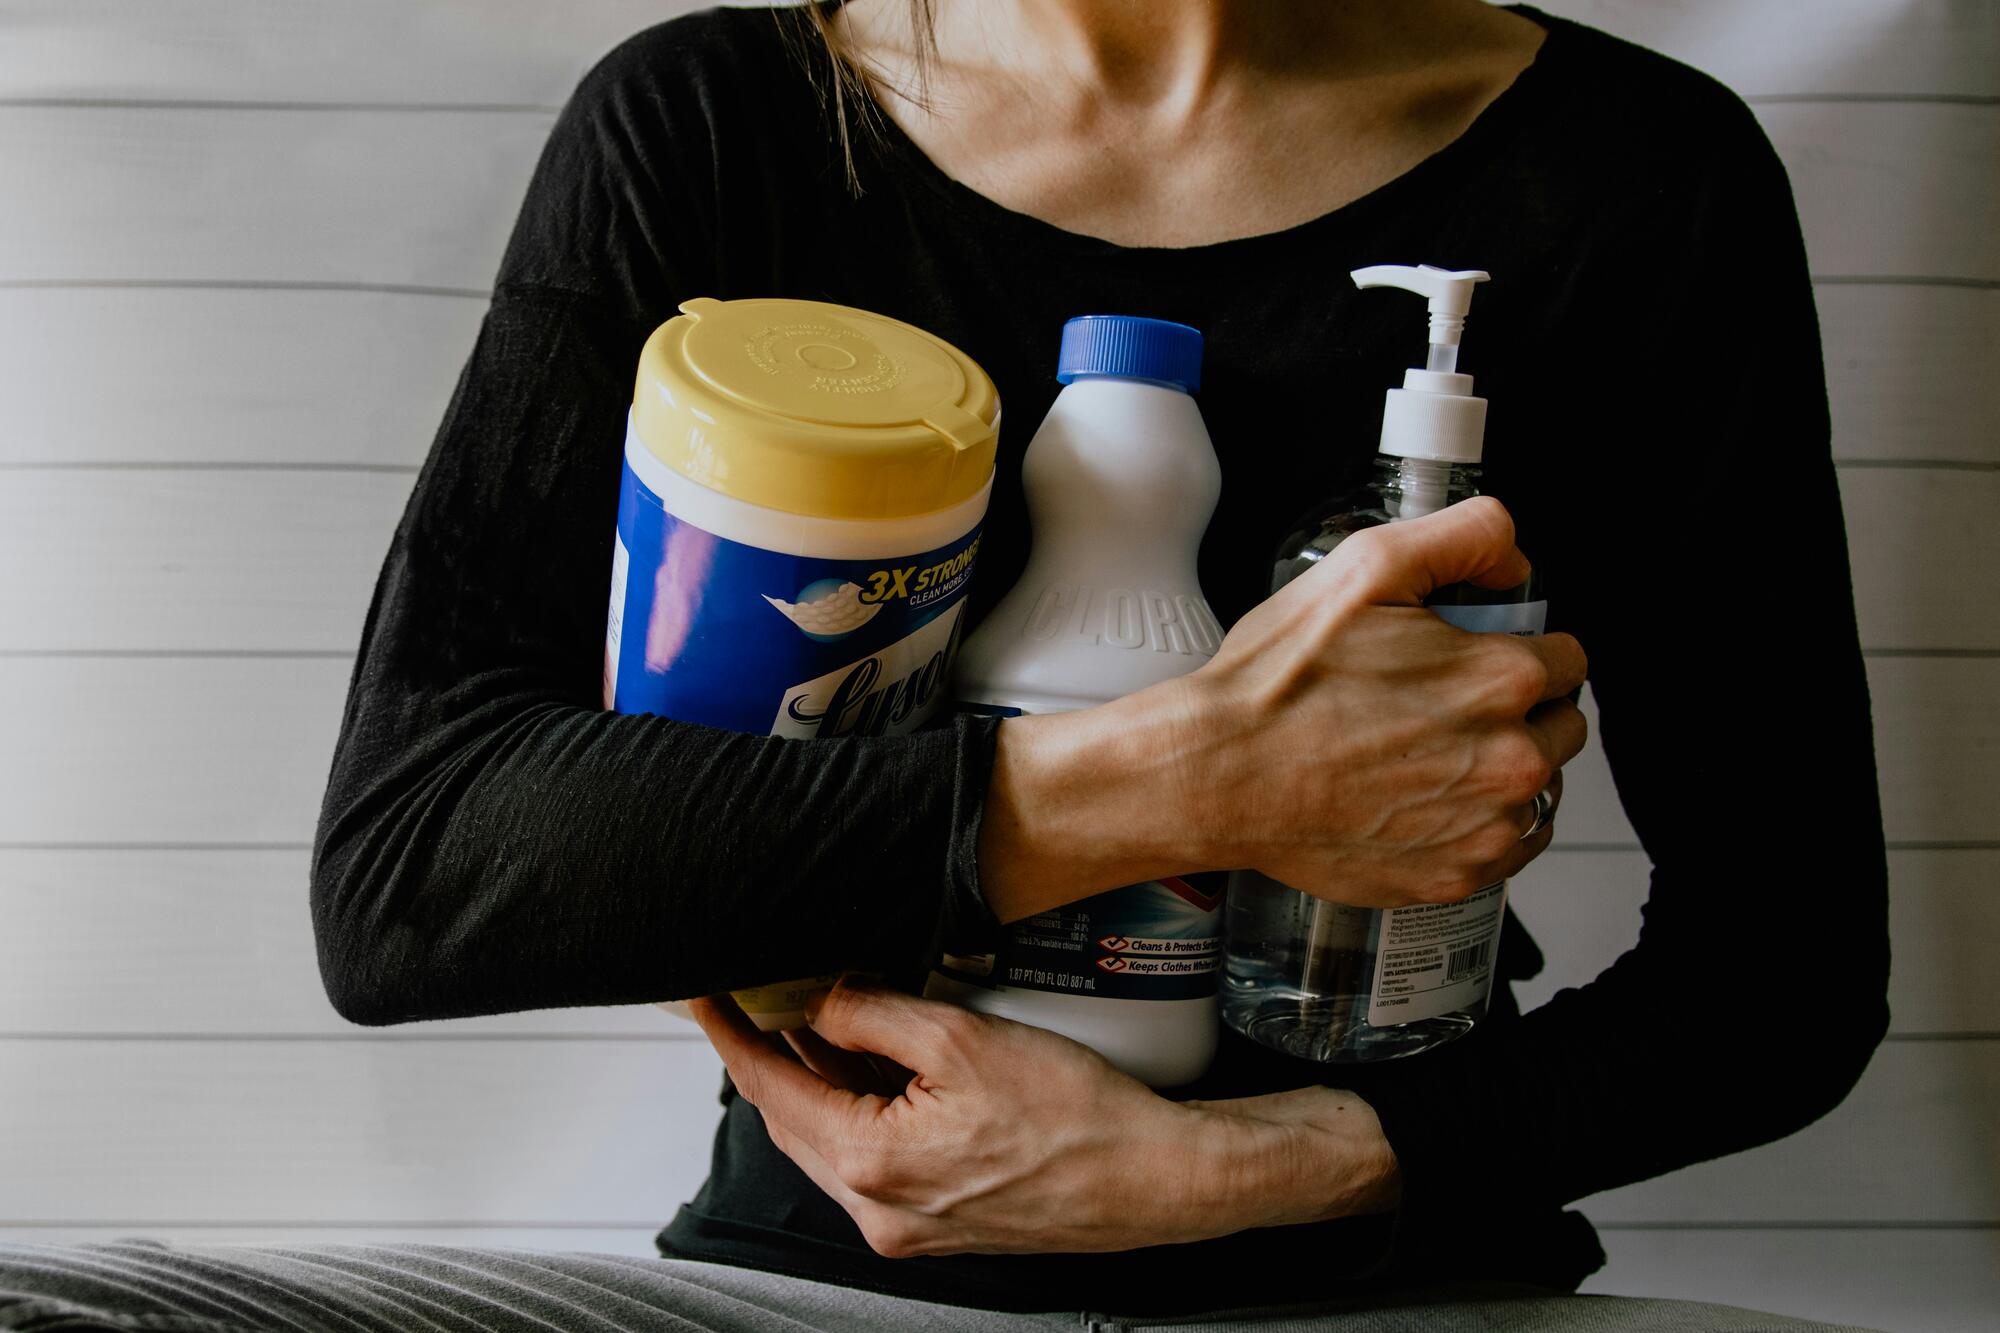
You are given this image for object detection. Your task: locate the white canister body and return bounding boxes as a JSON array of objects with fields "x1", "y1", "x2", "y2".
[{"x1": 926, "y1": 374, "x2": 1226, "y2": 1087}]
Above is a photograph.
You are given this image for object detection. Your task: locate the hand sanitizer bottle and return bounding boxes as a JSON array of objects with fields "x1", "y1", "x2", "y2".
[
  {"x1": 1221, "y1": 265, "x2": 1545, "y2": 1064},
  {"x1": 925, "y1": 315, "x2": 1227, "y2": 1088}
]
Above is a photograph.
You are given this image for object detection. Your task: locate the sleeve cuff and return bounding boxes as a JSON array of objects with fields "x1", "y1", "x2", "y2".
[{"x1": 932, "y1": 711, "x2": 1007, "y2": 959}]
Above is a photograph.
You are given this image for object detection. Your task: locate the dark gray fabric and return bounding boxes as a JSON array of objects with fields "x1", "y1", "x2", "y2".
[{"x1": 0, "y1": 1244, "x2": 1878, "y2": 1333}]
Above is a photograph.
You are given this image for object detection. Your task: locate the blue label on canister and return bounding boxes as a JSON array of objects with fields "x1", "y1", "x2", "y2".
[{"x1": 604, "y1": 453, "x2": 983, "y2": 738}]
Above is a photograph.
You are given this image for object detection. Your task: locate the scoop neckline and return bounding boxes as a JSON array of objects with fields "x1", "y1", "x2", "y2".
[{"x1": 846, "y1": 4, "x2": 1570, "y2": 263}]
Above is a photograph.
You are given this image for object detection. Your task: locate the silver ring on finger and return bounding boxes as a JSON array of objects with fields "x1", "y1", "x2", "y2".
[{"x1": 1519, "y1": 786, "x2": 1555, "y2": 842}]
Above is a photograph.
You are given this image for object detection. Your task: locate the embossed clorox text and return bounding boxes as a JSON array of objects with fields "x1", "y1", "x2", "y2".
[{"x1": 1020, "y1": 583, "x2": 1223, "y2": 656}]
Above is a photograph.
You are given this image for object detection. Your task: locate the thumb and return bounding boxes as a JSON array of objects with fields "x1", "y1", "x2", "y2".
[
  {"x1": 1347, "y1": 495, "x2": 1533, "y2": 604},
  {"x1": 805, "y1": 978, "x2": 973, "y2": 1077}
]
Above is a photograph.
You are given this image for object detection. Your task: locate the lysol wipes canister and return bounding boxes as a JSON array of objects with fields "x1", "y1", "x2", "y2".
[{"x1": 604, "y1": 297, "x2": 1000, "y2": 1029}]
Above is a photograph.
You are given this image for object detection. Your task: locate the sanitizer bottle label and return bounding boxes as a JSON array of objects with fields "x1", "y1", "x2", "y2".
[
  {"x1": 604, "y1": 454, "x2": 983, "y2": 737},
  {"x1": 1427, "y1": 600, "x2": 1546, "y2": 636},
  {"x1": 1365, "y1": 882, "x2": 1507, "y2": 1025},
  {"x1": 937, "y1": 874, "x2": 1225, "y2": 1000},
  {"x1": 1360, "y1": 595, "x2": 1546, "y2": 1027}
]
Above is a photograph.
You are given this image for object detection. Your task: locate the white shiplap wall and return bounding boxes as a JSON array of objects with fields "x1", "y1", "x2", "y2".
[{"x1": 0, "y1": 2, "x2": 1992, "y2": 1329}]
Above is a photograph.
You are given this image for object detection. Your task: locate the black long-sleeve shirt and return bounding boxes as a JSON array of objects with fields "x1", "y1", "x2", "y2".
[{"x1": 312, "y1": 5, "x2": 1889, "y2": 1315}]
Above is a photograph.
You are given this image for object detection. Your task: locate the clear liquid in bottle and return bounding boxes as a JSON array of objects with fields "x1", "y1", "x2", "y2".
[{"x1": 1220, "y1": 455, "x2": 1543, "y2": 1063}]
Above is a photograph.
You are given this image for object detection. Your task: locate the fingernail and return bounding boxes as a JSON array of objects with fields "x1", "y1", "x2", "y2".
[{"x1": 803, "y1": 987, "x2": 832, "y2": 1021}]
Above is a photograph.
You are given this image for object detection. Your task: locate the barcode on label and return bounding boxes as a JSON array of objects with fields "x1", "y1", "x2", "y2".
[{"x1": 1445, "y1": 938, "x2": 1492, "y2": 983}]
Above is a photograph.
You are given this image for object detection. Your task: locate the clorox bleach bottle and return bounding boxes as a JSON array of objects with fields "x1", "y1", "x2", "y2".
[
  {"x1": 925, "y1": 315, "x2": 1226, "y2": 1087},
  {"x1": 605, "y1": 297, "x2": 1000, "y2": 1031}
]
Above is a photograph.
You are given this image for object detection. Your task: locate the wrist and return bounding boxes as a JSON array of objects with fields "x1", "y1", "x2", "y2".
[
  {"x1": 1146, "y1": 672, "x2": 1251, "y2": 870},
  {"x1": 976, "y1": 682, "x2": 1220, "y2": 923},
  {"x1": 1186, "y1": 1087, "x2": 1403, "y2": 1231}
]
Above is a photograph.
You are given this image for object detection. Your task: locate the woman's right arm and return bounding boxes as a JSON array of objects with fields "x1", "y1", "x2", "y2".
[
  {"x1": 311, "y1": 276, "x2": 1574, "y2": 1028},
  {"x1": 311, "y1": 24, "x2": 1584, "y2": 1025},
  {"x1": 309, "y1": 282, "x2": 1016, "y2": 1024},
  {"x1": 309, "y1": 28, "x2": 1025, "y2": 1025}
]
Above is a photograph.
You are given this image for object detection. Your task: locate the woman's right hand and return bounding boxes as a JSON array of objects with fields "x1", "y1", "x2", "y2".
[
  {"x1": 977, "y1": 496, "x2": 1587, "y2": 921},
  {"x1": 1163, "y1": 496, "x2": 1587, "y2": 907}
]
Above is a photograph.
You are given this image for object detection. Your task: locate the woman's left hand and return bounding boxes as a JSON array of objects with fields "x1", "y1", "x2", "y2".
[{"x1": 688, "y1": 979, "x2": 1399, "y2": 1258}]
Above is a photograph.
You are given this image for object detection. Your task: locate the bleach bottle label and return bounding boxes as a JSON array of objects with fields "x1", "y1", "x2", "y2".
[{"x1": 937, "y1": 872, "x2": 1225, "y2": 1000}]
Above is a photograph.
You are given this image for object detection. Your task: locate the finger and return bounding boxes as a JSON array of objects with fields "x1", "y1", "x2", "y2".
[
  {"x1": 688, "y1": 994, "x2": 869, "y2": 1155},
  {"x1": 1346, "y1": 496, "x2": 1533, "y2": 603},
  {"x1": 864, "y1": 1054, "x2": 919, "y2": 1091},
  {"x1": 1505, "y1": 768, "x2": 1563, "y2": 857},
  {"x1": 784, "y1": 1024, "x2": 894, "y2": 1095},
  {"x1": 804, "y1": 978, "x2": 979, "y2": 1077},
  {"x1": 1510, "y1": 767, "x2": 1563, "y2": 837},
  {"x1": 1526, "y1": 699, "x2": 1589, "y2": 768},
  {"x1": 760, "y1": 1103, "x2": 871, "y2": 1213},
  {"x1": 764, "y1": 1119, "x2": 930, "y2": 1258},
  {"x1": 1504, "y1": 764, "x2": 1568, "y2": 824},
  {"x1": 1518, "y1": 632, "x2": 1588, "y2": 702},
  {"x1": 1475, "y1": 806, "x2": 1557, "y2": 887},
  {"x1": 1514, "y1": 811, "x2": 1558, "y2": 872}
]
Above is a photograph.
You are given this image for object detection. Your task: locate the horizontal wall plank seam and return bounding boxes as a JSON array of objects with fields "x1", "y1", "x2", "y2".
[
  {"x1": 5, "y1": 840, "x2": 1994, "y2": 853},
  {"x1": 1592, "y1": 1221, "x2": 2000, "y2": 1232},
  {"x1": 0, "y1": 842, "x2": 316, "y2": 851},
  {"x1": 0, "y1": 98, "x2": 559, "y2": 115},
  {"x1": 0, "y1": 1031, "x2": 1977, "y2": 1044},
  {"x1": 6, "y1": 647, "x2": 1990, "y2": 662},
  {"x1": 1863, "y1": 648, "x2": 2000, "y2": 658},
  {"x1": 4, "y1": 1219, "x2": 1992, "y2": 1232},
  {"x1": 3, "y1": 460, "x2": 1982, "y2": 476},
  {"x1": 1888, "y1": 1032, "x2": 2000, "y2": 1042},
  {"x1": 0, "y1": 650, "x2": 359, "y2": 660},
  {"x1": 0, "y1": 462, "x2": 421, "y2": 474},
  {"x1": 0, "y1": 1219, "x2": 676, "y2": 1231},
  {"x1": 1813, "y1": 276, "x2": 2000, "y2": 290},
  {"x1": 1747, "y1": 94, "x2": 2000, "y2": 107},
  {"x1": 1835, "y1": 459, "x2": 2000, "y2": 473},
  {"x1": 0, "y1": 95, "x2": 1989, "y2": 112},
  {"x1": 0, "y1": 279, "x2": 490, "y2": 300},
  {"x1": 0, "y1": 1033, "x2": 704, "y2": 1043},
  {"x1": 1528, "y1": 836, "x2": 2000, "y2": 844},
  {"x1": 3, "y1": 277, "x2": 1983, "y2": 299}
]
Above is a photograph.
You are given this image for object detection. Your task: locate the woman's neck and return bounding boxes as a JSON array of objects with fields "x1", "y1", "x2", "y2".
[
  {"x1": 850, "y1": 1, "x2": 1361, "y2": 111},
  {"x1": 834, "y1": 0, "x2": 1547, "y2": 248},
  {"x1": 972, "y1": 1, "x2": 1264, "y2": 110}
]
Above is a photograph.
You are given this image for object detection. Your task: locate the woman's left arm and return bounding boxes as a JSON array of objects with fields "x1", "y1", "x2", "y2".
[
  {"x1": 690, "y1": 983, "x2": 1399, "y2": 1257},
  {"x1": 1338, "y1": 89, "x2": 1891, "y2": 1239}
]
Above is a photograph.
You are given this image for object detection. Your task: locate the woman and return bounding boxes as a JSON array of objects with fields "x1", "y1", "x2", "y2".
[{"x1": 0, "y1": 2, "x2": 1886, "y2": 1330}]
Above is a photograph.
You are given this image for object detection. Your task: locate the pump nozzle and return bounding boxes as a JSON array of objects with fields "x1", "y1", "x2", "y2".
[
  {"x1": 1350, "y1": 265, "x2": 1489, "y2": 373},
  {"x1": 1350, "y1": 263, "x2": 1493, "y2": 463}
]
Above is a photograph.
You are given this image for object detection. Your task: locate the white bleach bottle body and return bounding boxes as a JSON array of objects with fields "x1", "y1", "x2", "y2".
[{"x1": 924, "y1": 316, "x2": 1226, "y2": 1088}]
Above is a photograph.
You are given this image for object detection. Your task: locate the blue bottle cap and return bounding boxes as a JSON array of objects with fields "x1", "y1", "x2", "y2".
[{"x1": 1055, "y1": 315, "x2": 1203, "y2": 394}]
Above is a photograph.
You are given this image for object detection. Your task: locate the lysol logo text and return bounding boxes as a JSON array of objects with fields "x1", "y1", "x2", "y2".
[{"x1": 771, "y1": 604, "x2": 967, "y2": 739}]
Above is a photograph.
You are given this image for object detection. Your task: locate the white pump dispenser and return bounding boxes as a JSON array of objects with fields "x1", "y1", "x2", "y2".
[{"x1": 1351, "y1": 265, "x2": 1491, "y2": 469}]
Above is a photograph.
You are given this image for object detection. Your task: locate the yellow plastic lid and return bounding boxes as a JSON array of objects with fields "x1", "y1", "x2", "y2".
[{"x1": 632, "y1": 297, "x2": 1001, "y2": 520}]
